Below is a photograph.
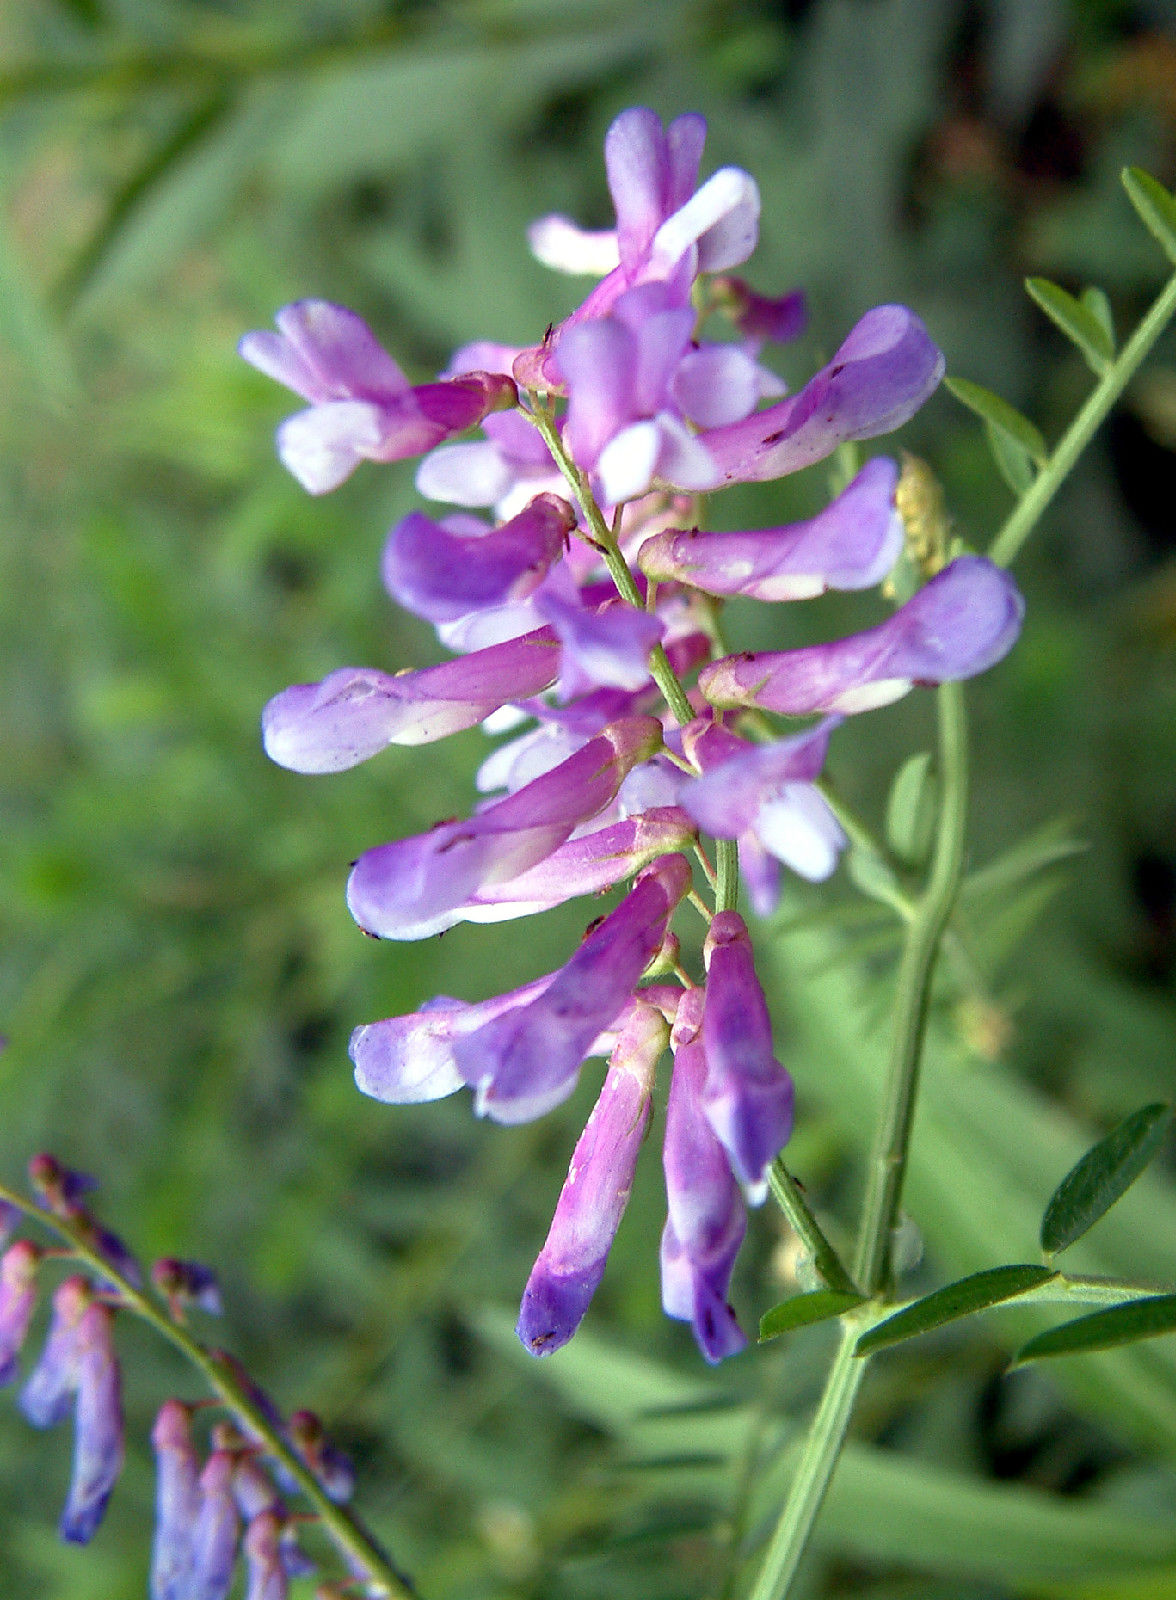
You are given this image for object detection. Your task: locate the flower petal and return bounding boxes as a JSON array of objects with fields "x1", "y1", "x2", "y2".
[
  {"x1": 698, "y1": 556, "x2": 1024, "y2": 714},
  {"x1": 697, "y1": 306, "x2": 945, "y2": 485},
  {"x1": 639, "y1": 457, "x2": 902, "y2": 599},
  {"x1": 517, "y1": 1003, "x2": 666, "y2": 1354},
  {"x1": 262, "y1": 628, "x2": 560, "y2": 773}
]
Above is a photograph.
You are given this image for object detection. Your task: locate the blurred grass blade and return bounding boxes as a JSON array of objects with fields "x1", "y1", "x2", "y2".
[
  {"x1": 945, "y1": 376, "x2": 1048, "y2": 465},
  {"x1": 54, "y1": 90, "x2": 233, "y2": 312},
  {"x1": 759, "y1": 1290, "x2": 864, "y2": 1343},
  {"x1": 1025, "y1": 276, "x2": 1114, "y2": 374},
  {"x1": 1041, "y1": 1103, "x2": 1173, "y2": 1257},
  {"x1": 1122, "y1": 167, "x2": 1176, "y2": 266},
  {"x1": 959, "y1": 815, "x2": 1085, "y2": 911},
  {"x1": 855, "y1": 1265, "x2": 1056, "y2": 1357},
  {"x1": 1012, "y1": 1295, "x2": 1176, "y2": 1368}
]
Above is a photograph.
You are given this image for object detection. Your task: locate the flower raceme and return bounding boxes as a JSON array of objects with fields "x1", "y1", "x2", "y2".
[
  {"x1": 247, "y1": 105, "x2": 1024, "y2": 1360},
  {"x1": 0, "y1": 1159, "x2": 368, "y2": 1592}
]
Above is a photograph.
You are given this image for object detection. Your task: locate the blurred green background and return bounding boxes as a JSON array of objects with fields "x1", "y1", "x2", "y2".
[{"x1": 3, "y1": 0, "x2": 1176, "y2": 1595}]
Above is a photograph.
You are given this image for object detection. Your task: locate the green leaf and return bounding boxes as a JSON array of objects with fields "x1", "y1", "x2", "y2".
[
  {"x1": 1041, "y1": 1102, "x2": 1173, "y2": 1257},
  {"x1": 1122, "y1": 166, "x2": 1176, "y2": 265},
  {"x1": 1081, "y1": 285, "x2": 1116, "y2": 353},
  {"x1": 1024, "y1": 276, "x2": 1114, "y2": 374},
  {"x1": 759, "y1": 1289, "x2": 864, "y2": 1342},
  {"x1": 945, "y1": 376, "x2": 1048, "y2": 465},
  {"x1": 885, "y1": 751, "x2": 937, "y2": 868},
  {"x1": 846, "y1": 846, "x2": 906, "y2": 910},
  {"x1": 959, "y1": 816, "x2": 1086, "y2": 912},
  {"x1": 1012, "y1": 1295, "x2": 1176, "y2": 1367},
  {"x1": 855, "y1": 1265, "x2": 1057, "y2": 1356},
  {"x1": 984, "y1": 424, "x2": 1036, "y2": 495}
]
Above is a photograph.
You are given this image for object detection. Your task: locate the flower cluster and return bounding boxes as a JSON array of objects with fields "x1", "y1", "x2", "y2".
[
  {"x1": 1, "y1": 1157, "x2": 363, "y2": 1596},
  {"x1": 244, "y1": 108, "x2": 1024, "y2": 1361}
]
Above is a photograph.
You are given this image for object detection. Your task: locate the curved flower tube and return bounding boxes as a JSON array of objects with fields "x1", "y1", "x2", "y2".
[{"x1": 698, "y1": 556, "x2": 1024, "y2": 715}]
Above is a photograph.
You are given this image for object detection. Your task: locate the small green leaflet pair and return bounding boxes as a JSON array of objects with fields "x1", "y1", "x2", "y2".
[
  {"x1": 947, "y1": 166, "x2": 1176, "y2": 495},
  {"x1": 760, "y1": 1101, "x2": 1174, "y2": 1365}
]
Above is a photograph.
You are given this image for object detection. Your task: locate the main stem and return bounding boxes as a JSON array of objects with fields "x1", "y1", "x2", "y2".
[
  {"x1": 853, "y1": 680, "x2": 968, "y2": 1294},
  {"x1": 747, "y1": 682, "x2": 968, "y2": 1600}
]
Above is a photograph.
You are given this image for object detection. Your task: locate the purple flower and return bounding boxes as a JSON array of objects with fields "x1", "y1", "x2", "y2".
[
  {"x1": 355, "y1": 852, "x2": 689, "y2": 1124},
  {"x1": 380, "y1": 493, "x2": 575, "y2": 623},
  {"x1": 0, "y1": 1200, "x2": 20, "y2": 1247},
  {"x1": 60, "y1": 1302, "x2": 124, "y2": 1543},
  {"x1": 151, "y1": 1401, "x2": 202, "y2": 1600},
  {"x1": 701, "y1": 912, "x2": 793, "y2": 1195},
  {"x1": 638, "y1": 457, "x2": 903, "y2": 600},
  {"x1": 698, "y1": 556, "x2": 1025, "y2": 715},
  {"x1": 262, "y1": 627, "x2": 560, "y2": 774},
  {"x1": 289, "y1": 1409, "x2": 355, "y2": 1503},
  {"x1": 28, "y1": 1153, "x2": 98, "y2": 1211},
  {"x1": 458, "y1": 853, "x2": 692, "y2": 1123},
  {"x1": 712, "y1": 276, "x2": 807, "y2": 347},
  {"x1": 0, "y1": 1240, "x2": 40, "y2": 1386},
  {"x1": 190, "y1": 1450, "x2": 241, "y2": 1600},
  {"x1": 661, "y1": 989, "x2": 747, "y2": 1363},
  {"x1": 20, "y1": 1274, "x2": 91, "y2": 1427},
  {"x1": 524, "y1": 109, "x2": 759, "y2": 344},
  {"x1": 694, "y1": 305, "x2": 945, "y2": 486},
  {"x1": 151, "y1": 1258, "x2": 223, "y2": 1317},
  {"x1": 680, "y1": 718, "x2": 846, "y2": 884},
  {"x1": 244, "y1": 1510, "x2": 289, "y2": 1600},
  {"x1": 345, "y1": 716, "x2": 664, "y2": 940},
  {"x1": 535, "y1": 588, "x2": 666, "y2": 695},
  {"x1": 239, "y1": 300, "x2": 516, "y2": 493},
  {"x1": 417, "y1": 406, "x2": 563, "y2": 517},
  {"x1": 517, "y1": 1000, "x2": 668, "y2": 1354},
  {"x1": 558, "y1": 282, "x2": 720, "y2": 501}
]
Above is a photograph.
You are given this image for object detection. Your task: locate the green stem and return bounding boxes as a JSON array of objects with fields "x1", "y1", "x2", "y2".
[
  {"x1": 989, "y1": 266, "x2": 1176, "y2": 568},
  {"x1": 747, "y1": 684, "x2": 968, "y2": 1600},
  {"x1": 715, "y1": 838, "x2": 740, "y2": 914},
  {"x1": 768, "y1": 1161, "x2": 859, "y2": 1296},
  {"x1": 0, "y1": 1182, "x2": 417, "y2": 1599},
  {"x1": 744, "y1": 1326, "x2": 866, "y2": 1600},
  {"x1": 853, "y1": 681, "x2": 969, "y2": 1294},
  {"x1": 527, "y1": 405, "x2": 696, "y2": 729}
]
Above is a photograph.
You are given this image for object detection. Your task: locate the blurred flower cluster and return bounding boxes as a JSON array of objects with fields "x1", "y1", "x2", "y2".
[
  {"x1": 244, "y1": 108, "x2": 1024, "y2": 1362},
  {"x1": 1, "y1": 1158, "x2": 362, "y2": 1598}
]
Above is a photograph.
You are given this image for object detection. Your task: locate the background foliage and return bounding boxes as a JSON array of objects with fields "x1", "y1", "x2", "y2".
[{"x1": 2, "y1": 0, "x2": 1176, "y2": 1595}]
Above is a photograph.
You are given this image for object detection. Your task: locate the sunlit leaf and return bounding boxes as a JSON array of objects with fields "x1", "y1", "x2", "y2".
[
  {"x1": 759, "y1": 1289, "x2": 864, "y2": 1342},
  {"x1": 1025, "y1": 276, "x2": 1113, "y2": 374},
  {"x1": 1012, "y1": 1295, "x2": 1176, "y2": 1367},
  {"x1": 1041, "y1": 1102, "x2": 1173, "y2": 1257},
  {"x1": 855, "y1": 1266, "x2": 1056, "y2": 1356}
]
